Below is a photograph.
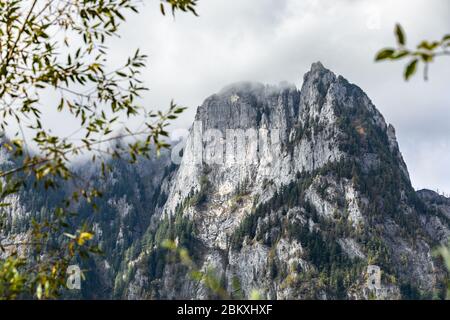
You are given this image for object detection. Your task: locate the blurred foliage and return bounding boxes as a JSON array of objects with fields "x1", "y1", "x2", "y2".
[
  {"x1": 377, "y1": 22, "x2": 450, "y2": 298},
  {"x1": 162, "y1": 239, "x2": 263, "y2": 300},
  {"x1": 0, "y1": 0, "x2": 198, "y2": 299},
  {"x1": 162, "y1": 239, "x2": 230, "y2": 299},
  {"x1": 160, "y1": 0, "x2": 198, "y2": 16},
  {"x1": 375, "y1": 23, "x2": 450, "y2": 80},
  {"x1": 434, "y1": 245, "x2": 450, "y2": 299}
]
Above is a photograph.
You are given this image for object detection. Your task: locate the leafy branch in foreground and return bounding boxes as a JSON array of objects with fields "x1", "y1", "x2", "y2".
[
  {"x1": 0, "y1": 0, "x2": 198, "y2": 299},
  {"x1": 375, "y1": 23, "x2": 450, "y2": 80},
  {"x1": 376, "y1": 22, "x2": 450, "y2": 297},
  {"x1": 160, "y1": 0, "x2": 198, "y2": 16},
  {"x1": 434, "y1": 245, "x2": 450, "y2": 299},
  {"x1": 162, "y1": 239, "x2": 262, "y2": 300}
]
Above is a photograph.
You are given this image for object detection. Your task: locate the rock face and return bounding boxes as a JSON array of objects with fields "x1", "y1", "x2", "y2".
[
  {"x1": 417, "y1": 189, "x2": 450, "y2": 245},
  {"x1": 122, "y1": 63, "x2": 449, "y2": 300},
  {"x1": 2, "y1": 63, "x2": 449, "y2": 300}
]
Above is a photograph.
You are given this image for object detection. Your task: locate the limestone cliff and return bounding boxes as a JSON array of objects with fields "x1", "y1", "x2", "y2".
[{"x1": 123, "y1": 63, "x2": 449, "y2": 299}]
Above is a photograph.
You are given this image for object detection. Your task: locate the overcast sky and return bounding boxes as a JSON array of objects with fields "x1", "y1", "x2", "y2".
[{"x1": 42, "y1": 0, "x2": 450, "y2": 193}]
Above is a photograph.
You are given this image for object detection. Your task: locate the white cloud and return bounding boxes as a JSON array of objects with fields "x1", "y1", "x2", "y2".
[{"x1": 19, "y1": 0, "x2": 450, "y2": 193}]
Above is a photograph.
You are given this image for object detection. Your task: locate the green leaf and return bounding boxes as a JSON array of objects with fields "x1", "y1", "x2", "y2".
[
  {"x1": 404, "y1": 59, "x2": 418, "y2": 80},
  {"x1": 395, "y1": 23, "x2": 406, "y2": 46},
  {"x1": 391, "y1": 50, "x2": 409, "y2": 60},
  {"x1": 418, "y1": 40, "x2": 440, "y2": 51},
  {"x1": 418, "y1": 52, "x2": 433, "y2": 63},
  {"x1": 375, "y1": 48, "x2": 395, "y2": 61}
]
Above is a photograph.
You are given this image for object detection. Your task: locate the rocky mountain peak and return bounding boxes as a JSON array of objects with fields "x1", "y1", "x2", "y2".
[
  {"x1": 304, "y1": 61, "x2": 335, "y2": 81},
  {"x1": 3, "y1": 57, "x2": 449, "y2": 300},
  {"x1": 119, "y1": 63, "x2": 450, "y2": 300},
  {"x1": 300, "y1": 61, "x2": 335, "y2": 98}
]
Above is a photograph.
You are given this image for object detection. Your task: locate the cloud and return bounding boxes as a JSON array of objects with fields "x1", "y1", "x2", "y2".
[{"x1": 22, "y1": 0, "x2": 450, "y2": 193}]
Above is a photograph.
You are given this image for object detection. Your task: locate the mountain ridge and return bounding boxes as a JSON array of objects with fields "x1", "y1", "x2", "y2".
[
  {"x1": 1, "y1": 63, "x2": 449, "y2": 300},
  {"x1": 120, "y1": 62, "x2": 449, "y2": 299}
]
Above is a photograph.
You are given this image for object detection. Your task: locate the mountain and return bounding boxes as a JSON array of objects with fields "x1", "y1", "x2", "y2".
[
  {"x1": 121, "y1": 62, "x2": 449, "y2": 299},
  {"x1": 1, "y1": 63, "x2": 449, "y2": 300},
  {"x1": 417, "y1": 189, "x2": 450, "y2": 244}
]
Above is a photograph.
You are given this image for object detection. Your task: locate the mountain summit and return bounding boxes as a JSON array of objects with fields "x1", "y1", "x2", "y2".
[
  {"x1": 4, "y1": 64, "x2": 448, "y2": 300},
  {"x1": 119, "y1": 63, "x2": 450, "y2": 299}
]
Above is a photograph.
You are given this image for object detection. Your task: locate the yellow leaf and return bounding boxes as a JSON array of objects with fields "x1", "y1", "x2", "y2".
[
  {"x1": 77, "y1": 232, "x2": 94, "y2": 246},
  {"x1": 36, "y1": 283, "x2": 42, "y2": 299}
]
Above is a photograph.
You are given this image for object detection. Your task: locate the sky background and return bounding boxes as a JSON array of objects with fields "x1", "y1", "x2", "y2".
[{"x1": 42, "y1": 0, "x2": 450, "y2": 193}]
